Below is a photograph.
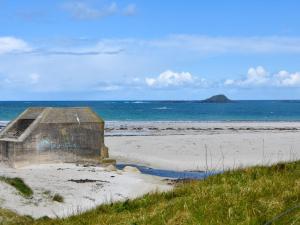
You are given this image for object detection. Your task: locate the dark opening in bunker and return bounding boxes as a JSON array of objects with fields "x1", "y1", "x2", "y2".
[{"x1": 5, "y1": 119, "x2": 35, "y2": 139}]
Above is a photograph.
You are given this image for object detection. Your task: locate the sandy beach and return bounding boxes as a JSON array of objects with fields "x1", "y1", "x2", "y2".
[
  {"x1": 106, "y1": 121, "x2": 300, "y2": 171},
  {"x1": 0, "y1": 163, "x2": 171, "y2": 218},
  {"x1": 1, "y1": 121, "x2": 300, "y2": 218}
]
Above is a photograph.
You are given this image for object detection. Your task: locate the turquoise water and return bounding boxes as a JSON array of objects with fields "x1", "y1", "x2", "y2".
[{"x1": 1, "y1": 100, "x2": 300, "y2": 121}]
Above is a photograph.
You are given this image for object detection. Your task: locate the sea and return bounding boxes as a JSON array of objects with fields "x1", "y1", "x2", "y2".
[{"x1": 1, "y1": 100, "x2": 300, "y2": 123}]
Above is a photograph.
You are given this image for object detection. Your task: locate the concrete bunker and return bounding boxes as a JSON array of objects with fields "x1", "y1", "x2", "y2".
[{"x1": 0, "y1": 107, "x2": 110, "y2": 167}]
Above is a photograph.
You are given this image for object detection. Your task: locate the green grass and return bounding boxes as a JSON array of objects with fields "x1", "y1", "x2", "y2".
[
  {"x1": 0, "y1": 208, "x2": 33, "y2": 225},
  {"x1": 0, "y1": 161, "x2": 300, "y2": 225},
  {"x1": 52, "y1": 194, "x2": 64, "y2": 203},
  {"x1": 0, "y1": 177, "x2": 33, "y2": 198},
  {"x1": 42, "y1": 191, "x2": 64, "y2": 203}
]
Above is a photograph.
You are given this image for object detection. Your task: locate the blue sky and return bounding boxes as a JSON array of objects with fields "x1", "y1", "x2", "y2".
[{"x1": 1, "y1": 0, "x2": 300, "y2": 100}]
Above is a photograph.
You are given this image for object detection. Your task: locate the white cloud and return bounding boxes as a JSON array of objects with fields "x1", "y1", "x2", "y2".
[
  {"x1": 244, "y1": 66, "x2": 269, "y2": 85},
  {"x1": 274, "y1": 71, "x2": 300, "y2": 87},
  {"x1": 93, "y1": 77, "x2": 145, "y2": 92},
  {"x1": 145, "y1": 70, "x2": 207, "y2": 88},
  {"x1": 225, "y1": 66, "x2": 269, "y2": 87},
  {"x1": 62, "y1": 1, "x2": 136, "y2": 20},
  {"x1": 63, "y1": 1, "x2": 117, "y2": 20},
  {"x1": 29, "y1": 73, "x2": 40, "y2": 84},
  {"x1": 224, "y1": 79, "x2": 235, "y2": 85},
  {"x1": 0, "y1": 72, "x2": 41, "y2": 90},
  {"x1": 2, "y1": 35, "x2": 300, "y2": 99},
  {"x1": 150, "y1": 35, "x2": 300, "y2": 54},
  {"x1": 0, "y1": 37, "x2": 30, "y2": 54},
  {"x1": 4, "y1": 35, "x2": 300, "y2": 57},
  {"x1": 105, "y1": 2, "x2": 118, "y2": 16},
  {"x1": 225, "y1": 66, "x2": 300, "y2": 88},
  {"x1": 123, "y1": 4, "x2": 136, "y2": 16}
]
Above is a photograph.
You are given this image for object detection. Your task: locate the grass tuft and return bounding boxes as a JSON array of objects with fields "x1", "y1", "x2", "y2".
[
  {"x1": 0, "y1": 177, "x2": 33, "y2": 198},
  {"x1": 52, "y1": 194, "x2": 64, "y2": 203}
]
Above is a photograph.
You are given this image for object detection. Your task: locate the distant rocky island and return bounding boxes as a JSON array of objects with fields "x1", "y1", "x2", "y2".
[{"x1": 201, "y1": 94, "x2": 233, "y2": 103}]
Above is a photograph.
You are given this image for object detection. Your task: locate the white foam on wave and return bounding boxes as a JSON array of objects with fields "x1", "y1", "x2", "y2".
[
  {"x1": 123, "y1": 101, "x2": 149, "y2": 104},
  {"x1": 0, "y1": 121, "x2": 9, "y2": 126},
  {"x1": 0, "y1": 121, "x2": 8, "y2": 131},
  {"x1": 132, "y1": 101, "x2": 148, "y2": 104},
  {"x1": 153, "y1": 107, "x2": 171, "y2": 110}
]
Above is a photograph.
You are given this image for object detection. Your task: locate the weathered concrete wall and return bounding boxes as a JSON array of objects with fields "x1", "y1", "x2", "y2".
[
  {"x1": 0, "y1": 142, "x2": 6, "y2": 161},
  {"x1": 0, "y1": 141, "x2": 20, "y2": 166},
  {"x1": 10, "y1": 122, "x2": 104, "y2": 167},
  {"x1": 0, "y1": 107, "x2": 107, "y2": 167}
]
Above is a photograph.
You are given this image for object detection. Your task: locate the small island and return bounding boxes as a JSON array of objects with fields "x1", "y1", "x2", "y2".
[{"x1": 201, "y1": 94, "x2": 233, "y2": 103}]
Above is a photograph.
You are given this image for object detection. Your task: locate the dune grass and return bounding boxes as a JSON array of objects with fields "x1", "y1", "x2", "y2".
[
  {"x1": 0, "y1": 177, "x2": 33, "y2": 198},
  {"x1": 52, "y1": 194, "x2": 64, "y2": 203},
  {"x1": 0, "y1": 161, "x2": 300, "y2": 225}
]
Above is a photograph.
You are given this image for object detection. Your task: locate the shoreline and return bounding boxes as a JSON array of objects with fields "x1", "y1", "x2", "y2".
[
  {"x1": 105, "y1": 121, "x2": 300, "y2": 136},
  {"x1": 4, "y1": 120, "x2": 300, "y2": 136},
  {"x1": 4, "y1": 119, "x2": 300, "y2": 123},
  {"x1": 106, "y1": 121, "x2": 300, "y2": 171}
]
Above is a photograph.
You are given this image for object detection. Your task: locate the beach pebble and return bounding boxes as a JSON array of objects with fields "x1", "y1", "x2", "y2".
[
  {"x1": 122, "y1": 166, "x2": 141, "y2": 174},
  {"x1": 105, "y1": 164, "x2": 117, "y2": 172}
]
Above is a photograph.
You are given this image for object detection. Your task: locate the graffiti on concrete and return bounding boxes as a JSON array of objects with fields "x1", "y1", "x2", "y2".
[{"x1": 38, "y1": 138, "x2": 78, "y2": 151}]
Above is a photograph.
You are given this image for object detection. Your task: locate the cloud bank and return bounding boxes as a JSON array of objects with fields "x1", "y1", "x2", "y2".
[
  {"x1": 1, "y1": 35, "x2": 300, "y2": 99},
  {"x1": 3, "y1": 35, "x2": 300, "y2": 56},
  {"x1": 145, "y1": 70, "x2": 207, "y2": 88},
  {"x1": 225, "y1": 66, "x2": 300, "y2": 87},
  {"x1": 150, "y1": 35, "x2": 300, "y2": 54}
]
